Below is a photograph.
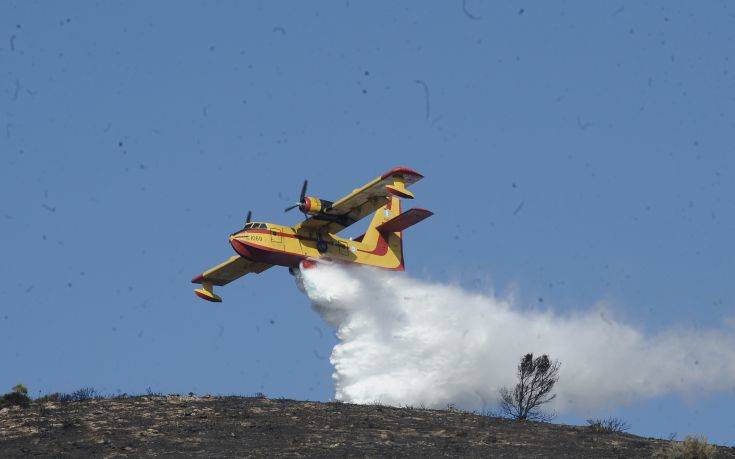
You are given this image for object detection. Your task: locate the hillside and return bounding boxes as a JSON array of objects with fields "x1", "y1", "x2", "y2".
[{"x1": 1, "y1": 395, "x2": 732, "y2": 457}]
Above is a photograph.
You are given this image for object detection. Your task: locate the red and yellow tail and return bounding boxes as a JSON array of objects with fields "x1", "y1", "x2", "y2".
[{"x1": 357, "y1": 196, "x2": 433, "y2": 270}]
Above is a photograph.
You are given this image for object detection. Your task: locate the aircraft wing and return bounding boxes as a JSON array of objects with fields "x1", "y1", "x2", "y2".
[
  {"x1": 192, "y1": 256, "x2": 271, "y2": 286},
  {"x1": 191, "y1": 256, "x2": 271, "y2": 302},
  {"x1": 295, "y1": 166, "x2": 424, "y2": 235}
]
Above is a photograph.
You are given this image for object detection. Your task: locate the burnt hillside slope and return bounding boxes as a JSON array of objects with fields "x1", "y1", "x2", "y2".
[{"x1": 1, "y1": 395, "x2": 732, "y2": 457}]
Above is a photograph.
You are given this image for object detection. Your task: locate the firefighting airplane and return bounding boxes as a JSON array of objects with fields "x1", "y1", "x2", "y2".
[{"x1": 191, "y1": 166, "x2": 432, "y2": 302}]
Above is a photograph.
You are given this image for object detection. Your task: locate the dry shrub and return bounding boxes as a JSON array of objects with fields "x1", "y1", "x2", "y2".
[
  {"x1": 0, "y1": 384, "x2": 31, "y2": 409},
  {"x1": 653, "y1": 435, "x2": 717, "y2": 458},
  {"x1": 586, "y1": 417, "x2": 630, "y2": 433}
]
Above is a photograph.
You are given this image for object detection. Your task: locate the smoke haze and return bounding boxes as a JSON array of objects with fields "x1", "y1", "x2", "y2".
[{"x1": 301, "y1": 264, "x2": 735, "y2": 414}]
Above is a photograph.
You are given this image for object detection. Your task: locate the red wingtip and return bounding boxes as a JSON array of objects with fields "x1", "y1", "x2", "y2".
[
  {"x1": 380, "y1": 166, "x2": 424, "y2": 181},
  {"x1": 191, "y1": 274, "x2": 204, "y2": 284},
  {"x1": 195, "y1": 289, "x2": 222, "y2": 302}
]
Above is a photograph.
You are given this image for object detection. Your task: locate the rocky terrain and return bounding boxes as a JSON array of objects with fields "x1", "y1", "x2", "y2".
[{"x1": 1, "y1": 395, "x2": 732, "y2": 457}]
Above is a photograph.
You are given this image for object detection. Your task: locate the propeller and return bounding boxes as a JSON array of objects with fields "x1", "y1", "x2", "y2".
[
  {"x1": 284, "y1": 179, "x2": 308, "y2": 213},
  {"x1": 245, "y1": 210, "x2": 252, "y2": 223}
]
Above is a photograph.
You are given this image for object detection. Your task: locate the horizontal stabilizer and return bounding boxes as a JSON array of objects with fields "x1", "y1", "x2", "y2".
[{"x1": 376, "y1": 208, "x2": 433, "y2": 233}]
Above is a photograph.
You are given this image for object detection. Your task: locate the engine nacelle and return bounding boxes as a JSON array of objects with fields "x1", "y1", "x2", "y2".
[{"x1": 301, "y1": 196, "x2": 333, "y2": 215}]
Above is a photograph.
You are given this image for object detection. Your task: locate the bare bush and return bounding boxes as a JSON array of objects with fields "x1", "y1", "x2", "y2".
[
  {"x1": 498, "y1": 353, "x2": 560, "y2": 421},
  {"x1": 58, "y1": 387, "x2": 98, "y2": 402},
  {"x1": 145, "y1": 387, "x2": 163, "y2": 397},
  {"x1": 586, "y1": 417, "x2": 630, "y2": 433}
]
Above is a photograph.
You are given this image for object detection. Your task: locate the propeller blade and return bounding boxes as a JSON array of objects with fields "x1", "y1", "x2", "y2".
[
  {"x1": 246, "y1": 210, "x2": 252, "y2": 223},
  {"x1": 284, "y1": 179, "x2": 309, "y2": 213},
  {"x1": 299, "y1": 179, "x2": 308, "y2": 202}
]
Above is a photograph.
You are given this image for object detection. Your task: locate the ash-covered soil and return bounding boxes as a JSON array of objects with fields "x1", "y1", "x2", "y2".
[{"x1": 1, "y1": 395, "x2": 732, "y2": 458}]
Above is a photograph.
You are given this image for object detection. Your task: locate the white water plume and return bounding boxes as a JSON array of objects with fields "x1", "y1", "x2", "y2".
[{"x1": 300, "y1": 263, "x2": 735, "y2": 413}]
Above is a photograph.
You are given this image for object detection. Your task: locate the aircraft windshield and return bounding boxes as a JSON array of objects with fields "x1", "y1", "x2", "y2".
[{"x1": 242, "y1": 222, "x2": 267, "y2": 230}]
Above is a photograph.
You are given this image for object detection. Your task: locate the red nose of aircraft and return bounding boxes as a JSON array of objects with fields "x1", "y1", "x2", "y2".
[{"x1": 230, "y1": 236, "x2": 253, "y2": 258}]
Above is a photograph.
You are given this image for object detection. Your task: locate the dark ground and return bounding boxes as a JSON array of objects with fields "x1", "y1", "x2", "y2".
[{"x1": 1, "y1": 395, "x2": 733, "y2": 457}]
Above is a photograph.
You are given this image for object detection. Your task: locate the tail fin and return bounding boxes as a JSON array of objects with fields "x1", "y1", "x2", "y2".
[{"x1": 359, "y1": 196, "x2": 433, "y2": 271}]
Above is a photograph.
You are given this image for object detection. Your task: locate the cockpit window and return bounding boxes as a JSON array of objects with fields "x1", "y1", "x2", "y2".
[{"x1": 243, "y1": 223, "x2": 254, "y2": 230}]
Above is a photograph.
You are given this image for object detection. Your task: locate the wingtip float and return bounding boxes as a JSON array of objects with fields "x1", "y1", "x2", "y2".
[{"x1": 191, "y1": 166, "x2": 432, "y2": 302}]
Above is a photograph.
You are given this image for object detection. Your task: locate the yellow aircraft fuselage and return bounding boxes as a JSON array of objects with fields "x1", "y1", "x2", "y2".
[{"x1": 229, "y1": 195, "x2": 406, "y2": 271}]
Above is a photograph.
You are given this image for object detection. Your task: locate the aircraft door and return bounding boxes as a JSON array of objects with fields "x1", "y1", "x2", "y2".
[{"x1": 270, "y1": 227, "x2": 283, "y2": 244}]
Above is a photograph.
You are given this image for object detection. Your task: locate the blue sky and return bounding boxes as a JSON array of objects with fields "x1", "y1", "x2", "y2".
[{"x1": 2, "y1": 0, "x2": 734, "y2": 444}]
